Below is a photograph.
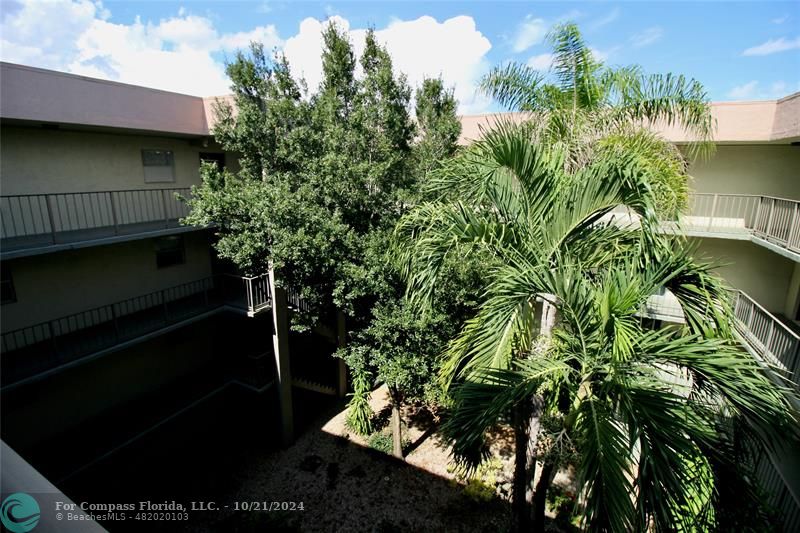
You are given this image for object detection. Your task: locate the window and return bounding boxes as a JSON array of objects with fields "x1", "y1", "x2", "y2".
[
  {"x1": 199, "y1": 152, "x2": 226, "y2": 171},
  {"x1": 1, "y1": 267, "x2": 16, "y2": 305},
  {"x1": 154, "y1": 236, "x2": 185, "y2": 269},
  {"x1": 142, "y1": 149, "x2": 175, "y2": 183}
]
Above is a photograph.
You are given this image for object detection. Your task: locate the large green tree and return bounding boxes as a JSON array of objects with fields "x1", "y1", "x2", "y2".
[
  {"x1": 185, "y1": 23, "x2": 468, "y2": 452},
  {"x1": 336, "y1": 74, "x2": 469, "y2": 457},
  {"x1": 339, "y1": 247, "x2": 487, "y2": 458},
  {"x1": 185, "y1": 24, "x2": 416, "y2": 327},
  {"x1": 396, "y1": 120, "x2": 799, "y2": 531},
  {"x1": 413, "y1": 77, "x2": 462, "y2": 184}
]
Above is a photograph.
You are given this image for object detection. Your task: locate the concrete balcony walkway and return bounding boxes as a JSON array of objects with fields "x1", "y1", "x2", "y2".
[
  {"x1": 608, "y1": 193, "x2": 800, "y2": 262},
  {"x1": 0, "y1": 274, "x2": 271, "y2": 388},
  {"x1": 641, "y1": 288, "x2": 800, "y2": 386}
]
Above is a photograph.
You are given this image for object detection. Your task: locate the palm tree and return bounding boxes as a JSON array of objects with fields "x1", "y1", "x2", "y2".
[
  {"x1": 443, "y1": 255, "x2": 799, "y2": 531},
  {"x1": 480, "y1": 22, "x2": 715, "y2": 218},
  {"x1": 482, "y1": 22, "x2": 714, "y2": 140},
  {"x1": 395, "y1": 122, "x2": 799, "y2": 531}
]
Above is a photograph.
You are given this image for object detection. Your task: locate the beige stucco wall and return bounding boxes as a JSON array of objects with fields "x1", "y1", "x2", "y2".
[
  {"x1": 1, "y1": 231, "x2": 213, "y2": 332},
  {"x1": 0, "y1": 126, "x2": 229, "y2": 195},
  {"x1": 691, "y1": 237, "x2": 796, "y2": 314},
  {"x1": 687, "y1": 145, "x2": 800, "y2": 199},
  {"x1": 786, "y1": 263, "x2": 800, "y2": 320}
]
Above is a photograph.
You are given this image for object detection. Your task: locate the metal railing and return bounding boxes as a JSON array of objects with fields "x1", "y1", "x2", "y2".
[
  {"x1": 754, "y1": 447, "x2": 800, "y2": 532},
  {"x1": 0, "y1": 187, "x2": 192, "y2": 252},
  {"x1": 641, "y1": 288, "x2": 800, "y2": 528},
  {"x1": 640, "y1": 288, "x2": 800, "y2": 384},
  {"x1": 0, "y1": 273, "x2": 271, "y2": 386},
  {"x1": 242, "y1": 275, "x2": 271, "y2": 316},
  {"x1": 286, "y1": 286, "x2": 312, "y2": 312},
  {"x1": 731, "y1": 290, "x2": 800, "y2": 383},
  {"x1": 679, "y1": 193, "x2": 800, "y2": 253},
  {"x1": 752, "y1": 196, "x2": 800, "y2": 253}
]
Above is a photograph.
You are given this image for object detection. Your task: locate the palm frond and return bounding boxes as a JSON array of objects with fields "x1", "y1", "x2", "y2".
[
  {"x1": 547, "y1": 23, "x2": 603, "y2": 110},
  {"x1": 636, "y1": 331, "x2": 800, "y2": 448},
  {"x1": 442, "y1": 357, "x2": 573, "y2": 468},
  {"x1": 608, "y1": 72, "x2": 716, "y2": 159},
  {"x1": 479, "y1": 63, "x2": 548, "y2": 112},
  {"x1": 574, "y1": 396, "x2": 636, "y2": 532},
  {"x1": 440, "y1": 262, "x2": 542, "y2": 386}
]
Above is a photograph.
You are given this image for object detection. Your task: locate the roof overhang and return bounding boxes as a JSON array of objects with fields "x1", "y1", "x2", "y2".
[
  {"x1": 2, "y1": 61, "x2": 797, "y2": 145},
  {"x1": 457, "y1": 93, "x2": 800, "y2": 146},
  {"x1": 0, "y1": 62, "x2": 211, "y2": 137}
]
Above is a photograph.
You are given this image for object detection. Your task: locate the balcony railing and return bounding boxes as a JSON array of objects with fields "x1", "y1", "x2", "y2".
[
  {"x1": 674, "y1": 193, "x2": 800, "y2": 254},
  {"x1": 641, "y1": 288, "x2": 800, "y2": 384},
  {"x1": 754, "y1": 447, "x2": 800, "y2": 532},
  {"x1": 0, "y1": 187, "x2": 193, "y2": 253},
  {"x1": 242, "y1": 275, "x2": 271, "y2": 316},
  {"x1": 731, "y1": 290, "x2": 800, "y2": 383},
  {"x1": 0, "y1": 273, "x2": 271, "y2": 387}
]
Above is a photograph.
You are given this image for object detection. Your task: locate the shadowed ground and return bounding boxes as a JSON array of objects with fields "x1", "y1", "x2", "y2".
[{"x1": 59, "y1": 386, "x2": 513, "y2": 532}]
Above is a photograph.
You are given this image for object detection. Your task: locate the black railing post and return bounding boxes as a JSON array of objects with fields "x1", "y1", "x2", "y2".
[
  {"x1": 45, "y1": 194, "x2": 58, "y2": 244},
  {"x1": 111, "y1": 304, "x2": 120, "y2": 342},
  {"x1": 161, "y1": 189, "x2": 169, "y2": 228},
  {"x1": 47, "y1": 320, "x2": 58, "y2": 360},
  {"x1": 109, "y1": 191, "x2": 119, "y2": 235},
  {"x1": 162, "y1": 289, "x2": 169, "y2": 323}
]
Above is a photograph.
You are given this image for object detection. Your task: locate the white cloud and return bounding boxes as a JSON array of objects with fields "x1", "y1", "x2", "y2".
[
  {"x1": 727, "y1": 81, "x2": 759, "y2": 99},
  {"x1": 742, "y1": 36, "x2": 800, "y2": 56},
  {"x1": 219, "y1": 26, "x2": 283, "y2": 52},
  {"x1": 527, "y1": 53, "x2": 553, "y2": 71},
  {"x1": 630, "y1": 27, "x2": 663, "y2": 48},
  {"x1": 590, "y1": 47, "x2": 616, "y2": 63},
  {"x1": 511, "y1": 15, "x2": 547, "y2": 53},
  {"x1": 727, "y1": 80, "x2": 797, "y2": 100},
  {"x1": 772, "y1": 15, "x2": 788, "y2": 24},
  {"x1": 283, "y1": 15, "x2": 493, "y2": 113},
  {"x1": 0, "y1": 0, "x2": 103, "y2": 70},
  {"x1": 0, "y1": 0, "x2": 282, "y2": 96},
  {"x1": 0, "y1": 3, "x2": 493, "y2": 112},
  {"x1": 590, "y1": 7, "x2": 620, "y2": 30}
]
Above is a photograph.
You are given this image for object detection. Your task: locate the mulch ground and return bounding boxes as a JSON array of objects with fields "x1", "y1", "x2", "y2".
[{"x1": 195, "y1": 385, "x2": 515, "y2": 532}]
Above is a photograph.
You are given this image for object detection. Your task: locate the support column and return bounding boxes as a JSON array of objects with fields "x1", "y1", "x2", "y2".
[
  {"x1": 269, "y1": 269, "x2": 294, "y2": 446},
  {"x1": 336, "y1": 310, "x2": 348, "y2": 398}
]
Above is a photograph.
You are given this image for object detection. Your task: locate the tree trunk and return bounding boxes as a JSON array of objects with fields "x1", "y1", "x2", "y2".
[
  {"x1": 512, "y1": 395, "x2": 543, "y2": 532},
  {"x1": 389, "y1": 387, "x2": 403, "y2": 459},
  {"x1": 513, "y1": 295, "x2": 555, "y2": 531},
  {"x1": 532, "y1": 458, "x2": 558, "y2": 533}
]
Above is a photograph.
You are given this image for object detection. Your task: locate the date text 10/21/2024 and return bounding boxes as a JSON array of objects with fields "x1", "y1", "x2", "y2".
[{"x1": 54, "y1": 501, "x2": 305, "y2": 513}]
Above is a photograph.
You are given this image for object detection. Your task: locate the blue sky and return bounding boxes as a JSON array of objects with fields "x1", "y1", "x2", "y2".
[{"x1": 1, "y1": 1, "x2": 798, "y2": 113}]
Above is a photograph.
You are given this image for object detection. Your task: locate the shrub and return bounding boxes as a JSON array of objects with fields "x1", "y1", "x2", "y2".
[
  {"x1": 345, "y1": 368, "x2": 374, "y2": 436},
  {"x1": 463, "y1": 478, "x2": 496, "y2": 503},
  {"x1": 366, "y1": 431, "x2": 411, "y2": 455},
  {"x1": 367, "y1": 432, "x2": 394, "y2": 454},
  {"x1": 449, "y1": 457, "x2": 504, "y2": 502}
]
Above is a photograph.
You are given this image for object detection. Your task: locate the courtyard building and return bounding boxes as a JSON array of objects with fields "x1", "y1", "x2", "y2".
[{"x1": 1, "y1": 61, "x2": 798, "y2": 530}]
